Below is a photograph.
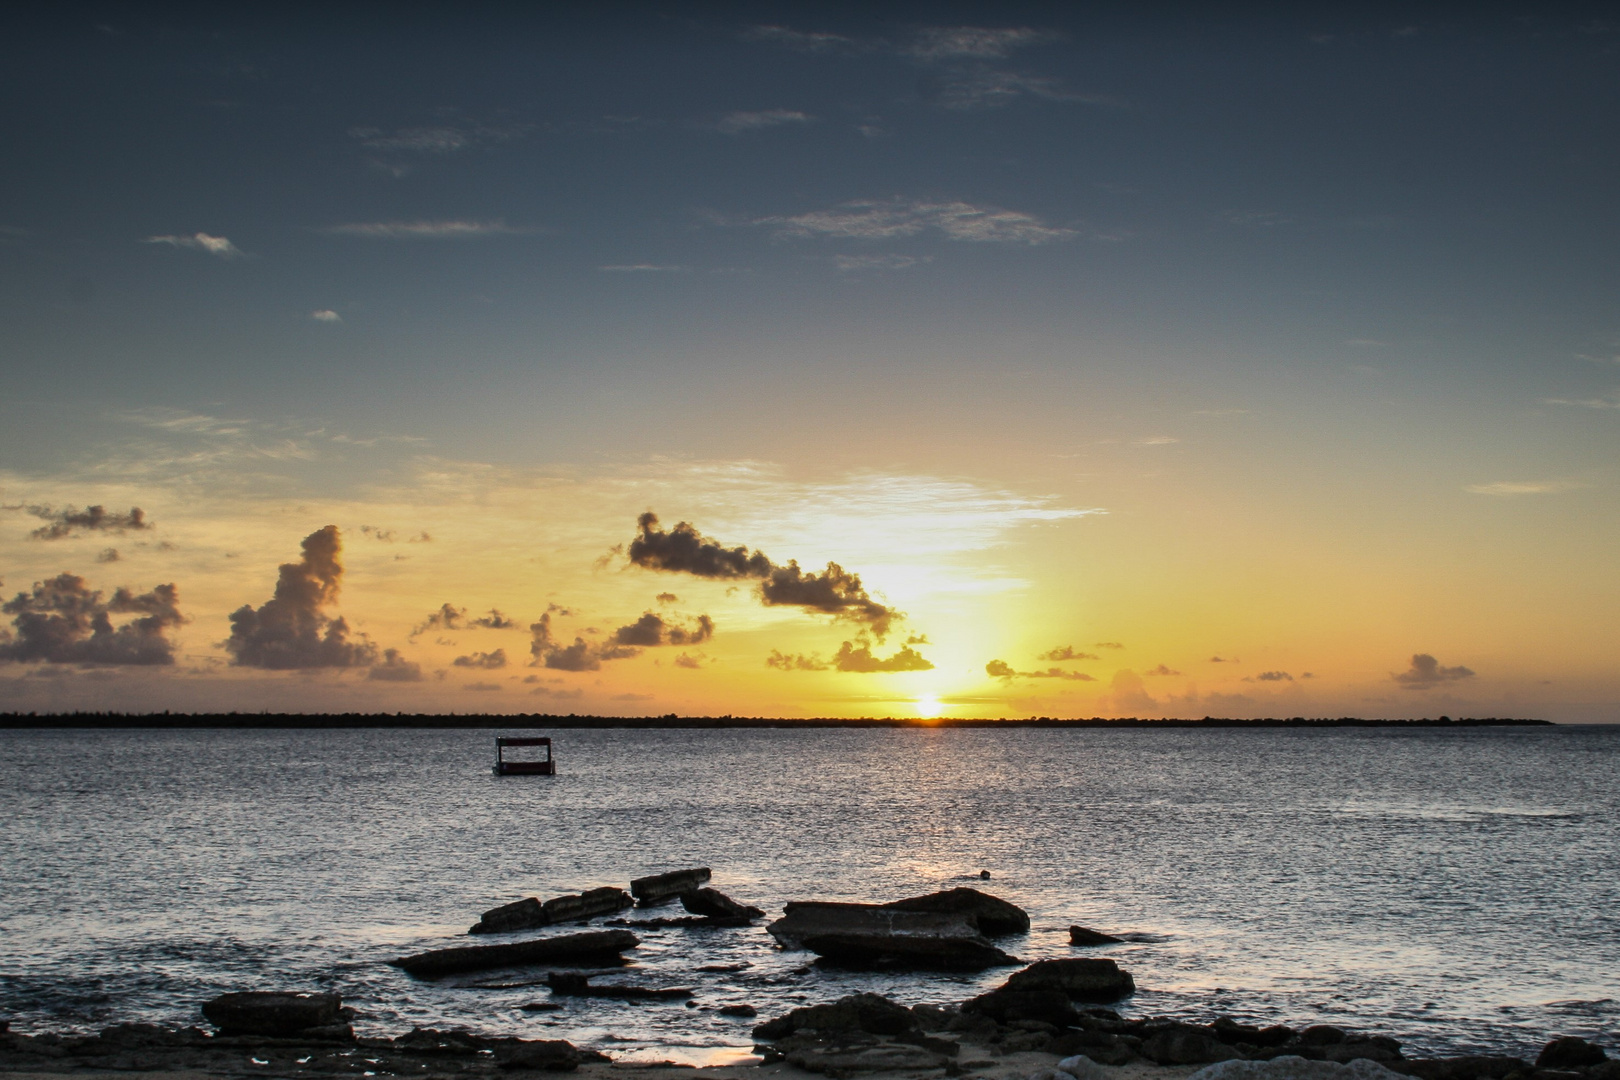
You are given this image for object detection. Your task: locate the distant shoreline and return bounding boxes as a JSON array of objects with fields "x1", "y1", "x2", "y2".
[{"x1": 0, "y1": 713, "x2": 1552, "y2": 729}]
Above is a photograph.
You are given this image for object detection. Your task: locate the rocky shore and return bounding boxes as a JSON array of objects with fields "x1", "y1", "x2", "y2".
[{"x1": 1, "y1": 879, "x2": 1610, "y2": 1080}]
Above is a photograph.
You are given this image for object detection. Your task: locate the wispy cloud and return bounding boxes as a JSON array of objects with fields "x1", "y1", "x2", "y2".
[
  {"x1": 1464, "y1": 480, "x2": 1582, "y2": 496},
  {"x1": 597, "y1": 264, "x2": 687, "y2": 273},
  {"x1": 349, "y1": 122, "x2": 530, "y2": 154},
  {"x1": 751, "y1": 199, "x2": 1077, "y2": 244},
  {"x1": 324, "y1": 220, "x2": 531, "y2": 239},
  {"x1": 905, "y1": 27, "x2": 1056, "y2": 61},
  {"x1": 714, "y1": 109, "x2": 813, "y2": 134},
  {"x1": 1544, "y1": 391, "x2": 1620, "y2": 409},
  {"x1": 311, "y1": 309, "x2": 342, "y2": 322},
  {"x1": 742, "y1": 25, "x2": 864, "y2": 54},
  {"x1": 142, "y1": 232, "x2": 245, "y2": 258},
  {"x1": 833, "y1": 254, "x2": 930, "y2": 271}
]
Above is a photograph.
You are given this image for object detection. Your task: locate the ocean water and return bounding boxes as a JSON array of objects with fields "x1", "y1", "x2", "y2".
[{"x1": 1, "y1": 725, "x2": 1616, "y2": 1063}]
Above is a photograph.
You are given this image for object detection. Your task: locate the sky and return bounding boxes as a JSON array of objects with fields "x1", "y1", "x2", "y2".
[{"x1": 1, "y1": 3, "x2": 1618, "y2": 720}]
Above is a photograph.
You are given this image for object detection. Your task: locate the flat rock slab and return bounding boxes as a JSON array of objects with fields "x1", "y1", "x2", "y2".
[
  {"x1": 200, "y1": 992, "x2": 343, "y2": 1037},
  {"x1": 769, "y1": 905, "x2": 1019, "y2": 970},
  {"x1": 1003, "y1": 958, "x2": 1136, "y2": 1002},
  {"x1": 470, "y1": 888, "x2": 632, "y2": 934},
  {"x1": 882, "y1": 887, "x2": 1031, "y2": 936},
  {"x1": 1069, "y1": 925, "x2": 1125, "y2": 945},
  {"x1": 393, "y1": 929, "x2": 639, "y2": 979},
  {"x1": 545, "y1": 973, "x2": 693, "y2": 1001},
  {"x1": 681, "y1": 887, "x2": 765, "y2": 920},
  {"x1": 630, "y1": 868, "x2": 711, "y2": 906}
]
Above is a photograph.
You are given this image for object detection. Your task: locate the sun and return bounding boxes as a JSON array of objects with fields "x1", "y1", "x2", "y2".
[{"x1": 914, "y1": 694, "x2": 945, "y2": 720}]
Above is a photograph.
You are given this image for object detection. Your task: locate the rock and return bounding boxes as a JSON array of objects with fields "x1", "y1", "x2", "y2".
[
  {"x1": 752, "y1": 993, "x2": 920, "y2": 1041},
  {"x1": 1212, "y1": 1019, "x2": 1297, "y2": 1048},
  {"x1": 1068, "y1": 925, "x2": 1125, "y2": 946},
  {"x1": 545, "y1": 973, "x2": 692, "y2": 1000},
  {"x1": 882, "y1": 888, "x2": 1031, "y2": 936},
  {"x1": 498, "y1": 1039, "x2": 591, "y2": 1071},
  {"x1": 1589, "y1": 1063, "x2": 1620, "y2": 1080},
  {"x1": 1322, "y1": 1039, "x2": 1403, "y2": 1065},
  {"x1": 630, "y1": 868, "x2": 711, "y2": 906},
  {"x1": 698, "y1": 962, "x2": 750, "y2": 973},
  {"x1": 1056, "y1": 1054, "x2": 1113, "y2": 1080},
  {"x1": 200, "y1": 991, "x2": 343, "y2": 1036},
  {"x1": 719, "y1": 1004, "x2": 757, "y2": 1018},
  {"x1": 609, "y1": 915, "x2": 754, "y2": 929},
  {"x1": 1141, "y1": 1023, "x2": 1246, "y2": 1066},
  {"x1": 1537, "y1": 1039, "x2": 1608, "y2": 1070},
  {"x1": 768, "y1": 905, "x2": 1019, "y2": 970},
  {"x1": 470, "y1": 888, "x2": 632, "y2": 934},
  {"x1": 392, "y1": 929, "x2": 639, "y2": 978},
  {"x1": 1046, "y1": 1028, "x2": 1135, "y2": 1064},
  {"x1": 1391, "y1": 1057, "x2": 1527, "y2": 1080},
  {"x1": 962, "y1": 988, "x2": 1080, "y2": 1028},
  {"x1": 1190, "y1": 1057, "x2": 1407, "y2": 1080},
  {"x1": 1301, "y1": 1027, "x2": 1349, "y2": 1047},
  {"x1": 1002, "y1": 958, "x2": 1136, "y2": 1003},
  {"x1": 681, "y1": 887, "x2": 765, "y2": 920},
  {"x1": 786, "y1": 1043, "x2": 946, "y2": 1076}
]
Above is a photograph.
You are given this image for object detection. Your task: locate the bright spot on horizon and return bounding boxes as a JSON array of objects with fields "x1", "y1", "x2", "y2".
[{"x1": 915, "y1": 695, "x2": 944, "y2": 720}]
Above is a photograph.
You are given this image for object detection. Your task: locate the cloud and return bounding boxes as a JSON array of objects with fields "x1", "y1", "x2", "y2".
[
  {"x1": 0, "y1": 574, "x2": 184, "y2": 666},
  {"x1": 1251, "y1": 670, "x2": 1293, "y2": 682},
  {"x1": 225, "y1": 525, "x2": 377, "y2": 669},
  {"x1": 412, "y1": 603, "x2": 465, "y2": 637},
  {"x1": 463, "y1": 681, "x2": 503, "y2": 692},
  {"x1": 656, "y1": 592, "x2": 679, "y2": 604},
  {"x1": 369, "y1": 648, "x2": 423, "y2": 681},
  {"x1": 1095, "y1": 641, "x2": 1124, "y2": 649},
  {"x1": 349, "y1": 122, "x2": 530, "y2": 155},
  {"x1": 833, "y1": 640, "x2": 934, "y2": 673},
  {"x1": 16, "y1": 504, "x2": 152, "y2": 540},
  {"x1": 598, "y1": 264, "x2": 687, "y2": 272},
  {"x1": 96, "y1": 548, "x2": 120, "y2": 563},
  {"x1": 742, "y1": 25, "x2": 862, "y2": 53},
  {"x1": 470, "y1": 609, "x2": 516, "y2": 629},
  {"x1": 674, "y1": 653, "x2": 703, "y2": 669},
  {"x1": 528, "y1": 612, "x2": 637, "y2": 672},
  {"x1": 715, "y1": 109, "x2": 814, "y2": 134},
  {"x1": 323, "y1": 220, "x2": 530, "y2": 239},
  {"x1": 766, "y1": 650, "x2": 828, "y2": 671},
  {"x1": 905, "y1": 26, "x2": 1054, "y2": 61},
  {"x1": 1144, "y1": 664, "x2": 1181, "y2": 676},
  {"x1": 453, "y1": 648, "x2": 508, "y2": 669},
  {"x1": 1464, "y1": 480, "x2": 1581, "y2": 496},
  {"x1": 1040, "y1": 645, "x2": 1096, "y2": 661},
  {"x1": 311, "y1": 309, "x2": 342, "y2": 322},
  {"x1": 929, "y1": 69, "x2": 1095, "y2": 110},
  {"x1": 1544, "y1": 392, "x2": 1620, "y2": 409},
  {"x1": 986, "y1": 659, "x2": 1095, "y2": 681},
  {"x1": 1210, "y1": 655, "x2": 1237, "y2": 663},
  {"x1": 751, "y1": 199, "x2": 1076, "y2": 244},
  {"x1": 1108, "y1": 669, "x2": 1157, "y2": 714},
  {"x1": 609, "y1": 612, "x2": 715, "y2": 647},
  {"x1": 142, "y1": 232, "x2": 244, "y2": 258},
  {"x1": 629, "y1": 512, "x2": 898, "y2": 638},
  {"x1": 1393, "y1": 653, "x2": 1475, "y2": 689},
  {"x1": 833, "y1": 254, "x2": 929, "y2": 271}
]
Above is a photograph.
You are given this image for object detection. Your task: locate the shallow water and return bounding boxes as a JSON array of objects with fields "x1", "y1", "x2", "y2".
[{"x1": 1, "y1": 725, "x2": 1616, "y2": 1061}]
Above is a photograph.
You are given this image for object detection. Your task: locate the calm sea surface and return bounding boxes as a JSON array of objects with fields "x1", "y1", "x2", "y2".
[{"x1": 1, "y1": 726, "x2": 1616, "y2": 1063}]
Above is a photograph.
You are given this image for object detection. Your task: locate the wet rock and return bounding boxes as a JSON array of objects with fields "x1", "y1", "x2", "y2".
[
  {"x1": 1057, "y1": 1054, "x2": 1114, "y2": 1080},
  {"x1": 630, "y1": 868, "x2": 711, "y2": 906},
  {"x1": 392, "y1": 928, "x2": 639, "y2": 978},
  {"x1": 1002, "y1": 958, "x2": 1136, "y2": 1003},
  {"x1": 609, "y1": 914, "x2": 754, "y2": 929},
  {"x1": 720, "y1": 1004, "x2": 758, "y2": 1018},
  {"x1": 1301, "y1": 1027, "x2": 1349, "y2": 1047},
  {"x1": 1322, "y1": 1039, "x2": 1403, "y2": 1065},
  {"x1": 1189, "y1": 1058, "x2": 1407, "y2": 1080},
  {"x1": 681, "y1": 887, "x2": 765, "y2": 920},
  {"x1": 962, "y1": 988, "x2": 1080, "y2": 1028},
  {"x1": 545, "y1": 973, "x2": 692, "y2": 1000},
  {"x1": 470, "y1": 888, "x2": 632, "y2": 934},
  {"x1": 1069, "y1": 926, "x2": 1125, "y2": 946},
  {"x1": 752, "y1": 993, "x2": 920, "y2": 1041},
  {"x1": 1141, "y1": 1023, "x2": 1246, "y2": 1066},
  {"x1": 1046, "y1": 1028, "x2": 1137, "y2": 1065},
  {"x1": 768, "y1": 905, "x2": 1019, "y2": 970},
  {"x1": 1537, "y1": 1039, "x2": 1608, "y2": 1070},
  {"x1": 911, "y1": 1003, "x2": 959, "y2": 1030},
  {"x1": 698, "y1": 962, "x2": 750, "y2": 973},
  {"x1": 881, "y1": 888, "x2": 1031, "y2": 936},
  {"x1": 786, "y1": 1043, "x2": 946, "y2": 1076},
  {"x1": 200, "y1": 991, "x2": 343, "y2": 1037},
  {"x1": 498, "y1": 1038, "x2": 592, "y2": 1071},
  {"x1": 1212, "y1": 1019, "x2": 1297, "y2": 1048},
  {"x1": 1391, "y1": 1056, "x2": 1528, "y2": 1080}
]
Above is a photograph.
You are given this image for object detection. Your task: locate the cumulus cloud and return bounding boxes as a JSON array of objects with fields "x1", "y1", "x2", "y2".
[
  {"x1": 528, "y1": 612, "x2": 638, "y2": 672},
  {"x1": 324, "y1": 220, "x2": 530, "y2": 239},
  {"x1": 412, "y1": 603, "x2": 514, "y2": 636},
  {"x1": 1393, "y1": 653, "x2": 1475, "y2": 689},
  {"x1": 629, "y1": 512, "x2": 896, "y2": 638},
  {"x1": 369, "y1": 648, "x2": 423, "y2": 681},
  {"x1": 143, "y1": 232, "x2": 245, "y2": 258},
  {"x1": 609, "y1": 612, "x2": 715, "y2": 647},
  {"x1": 1040, "y1": 645, "x2": 1096, "y2": 661},
  {"x1": 311, "y1": 309, "x2": 342, "y2": 322},
  {"x1": 1464, "y1": 480, "x2": 1581, "y2": 496},
  {"x1": 833, "y1": 640, "x2": 934, "y2": 673},
  {"x1": 15, "y1": 504, "x2": 151, "y2": 540},
  {"x1": 453, "y1": 648, "x2": 507, "y2": 669},
  {"x1": 751, "y1": 199, "x2": 1076, "y2": 245},
  {"x1": 225, "y1": 525, "x2": 377, "y2": 669},
  {"x1": 715, "y1": 109, "x2": 814, "y2": 134},
  {"x1": 766, "y1": 650, "x2": 829, "y2": 671},
  {"x1": 471, "y1": 609, "x2": 516, "y2": 629},
  {"x1": 985, "y1": 659, "x2": 1095, "y2": 681},
  {"x1": 0, "y1": 574, "x2": 184, "y2": 666},
  {"x1": 1251, "y1": 670, "x2": 1293, "y2": 682}
]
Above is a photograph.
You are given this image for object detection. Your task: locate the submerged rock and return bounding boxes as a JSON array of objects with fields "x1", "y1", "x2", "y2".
[
  {"x1": 544, "y1": 973, "x2": 692, "y2": 1001},
  {"x1": 200, "y1": 992, "x2": 344, "y2": 1037},
  {"x1": 681, "y1": 887, "x2": 765, "y2": 920},
  {"x1": 1068, "y1": 926, "x2": 1125, "y2": 946},
  {"x1": 1002, "y1": 958, "x2": 1136, "y2": 1002},
  {"x1": 392, "y1": 929, "x2": 639, "y2": 978},
  {"x1": 768, "y1": 905, "x2": 1019, "y2": 970},
  {"x1": 630, "y1": 868, "x2": 711, "y2": 906},
  {"x1": 470, "y1": 887, "x2": 632, "y2": 934},
  {"x1": 498, "y1": 1038, "x2": 603, "y2": 1071}
]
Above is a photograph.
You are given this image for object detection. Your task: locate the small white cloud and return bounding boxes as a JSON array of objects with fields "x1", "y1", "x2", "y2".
[
  {"x1": 311, "y1": 309, "x2": 342, "y2": 322},
  {"x1": 597, "y1": 264, "x2": 687, "y2": 272},
  {"x1": 753, "y1": 199, "x2": 1076, "y2": 245},
  {"x1": 906, "y1": 26, "x2": 1054, "y2": 61},
  {"x1": 1137, "y1": 436, "x2": 1179, "y2": 445},
  {"x1": 832, "y1": 253, "x2": 929, "y2": 271},
  {"x1": 1463, "y1": 480, "x2": 1582, "y2": 496},
  {"x1": 143, "y1": 232, "x2": 245, "y2": 258},
  {"x1": 1544, "y1": 392, "x2": 1620, "y2": 409},
  {"x1": 715, "y1": 109, "x2": 813, "y2": 134},
  {"x1": 324, "y1": 220, "x2": 530, "y2": 239}
]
